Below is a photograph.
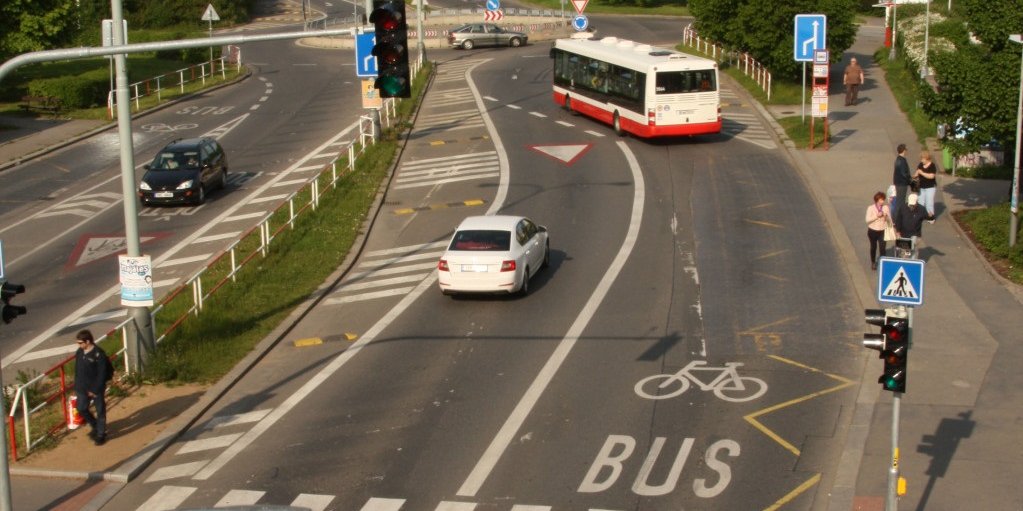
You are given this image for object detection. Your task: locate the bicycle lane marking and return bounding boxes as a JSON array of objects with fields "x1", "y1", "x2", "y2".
[{"x1": 457, "y1": 139, "x2": 645, "y2": 498}]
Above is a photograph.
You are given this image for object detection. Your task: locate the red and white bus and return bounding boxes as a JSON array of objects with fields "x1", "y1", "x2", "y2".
[{"x1": 551, "y1": 35, "x2": 721, "y2": 138}]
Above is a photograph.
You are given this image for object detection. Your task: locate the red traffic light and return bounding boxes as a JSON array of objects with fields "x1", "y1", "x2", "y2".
[{"x1": 370, "y1": 1, "x2": 405, "y2": 31}]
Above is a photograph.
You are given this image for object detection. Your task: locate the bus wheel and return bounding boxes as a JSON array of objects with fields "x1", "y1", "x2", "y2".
[{"x1": 613, "y1": 112, "x2": 625, "y2": 136}]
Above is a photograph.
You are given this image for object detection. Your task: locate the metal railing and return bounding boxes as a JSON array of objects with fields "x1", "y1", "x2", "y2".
[
  {"x1": 106, "y1": 45, "x2": 243, "y2": 120},
  {"x1": 682, "y1": 26, "x2": 772, "y2": 101},
  {"x1": 6, "y1": 54, "x2": 421, "y2": 460}
]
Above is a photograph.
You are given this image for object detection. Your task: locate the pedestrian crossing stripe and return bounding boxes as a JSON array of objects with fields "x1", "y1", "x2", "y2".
[{"x1": 877, "y1": 257, "x2": 925, "y2": 306}]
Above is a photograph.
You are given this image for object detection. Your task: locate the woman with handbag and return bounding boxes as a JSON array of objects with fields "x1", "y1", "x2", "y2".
[{"x1": 866, "y1": 191, "x2": 893, "y2": 270}]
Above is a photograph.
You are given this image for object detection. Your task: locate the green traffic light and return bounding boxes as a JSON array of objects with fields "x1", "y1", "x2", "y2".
[{"x1": 376, "y1": 75, "x2": 408, "y2": 97}]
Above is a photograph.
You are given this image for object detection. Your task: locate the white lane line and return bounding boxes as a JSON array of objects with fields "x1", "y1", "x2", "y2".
[
  {"x1": 437, "y1": 503, "x2": 478, "y2": 510},
  {"x1": 457, "y1": 140, "x2": 645, "y2": 497},
  {"x1": 190, "y1": 58, "x2": 510, "y2": 482},
  {"x1": 292, "y1": 494, "x2": 335, "y2": 511},
  {"x1": 506, "y1": 104, "x2": 522, "y2": 110},
  {"x1": 160, "y1": 255, "x2": 211, "y2": 268},
  {"x1": 224, "y1": 212, "x2": 266, "y2": 222},
  {"x1": 555, "y1": 121, "x2": 575, "y2": 127},
  {"x1": 193, "y1": 232, "x2": 240, "y2": 244},
  {"x1": 584, "y1": 130, "x2": 606, "y2": 137},
  {"x1": 136, "y1": 485, "x2": 197, "y2": 510},
  {"x1": 250, "y1": 194, "x2": 289, "y2": 204},
  {"x1": 529, "y1": 112, "x2": 547, "y2": 118}
]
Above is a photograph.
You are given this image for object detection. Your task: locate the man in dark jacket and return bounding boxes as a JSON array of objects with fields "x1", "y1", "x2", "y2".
[
  {"x1": 896, "y1": 193, "x2": 928, "y2": 241},
  {"x1": 892, "y1": 143, "x2": 912, "y2": 218},
  {"x1": 74, "y1": 329, "x2": 110, "y2": 445}
]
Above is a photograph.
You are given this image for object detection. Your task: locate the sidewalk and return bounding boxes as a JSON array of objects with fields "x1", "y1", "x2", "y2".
[
  {"x1": 2, "y1": 15, "x2": 1021, "y2": 511},
  {"x1": 751, "y1": 17, "x2": 1023, "y2": 511}
]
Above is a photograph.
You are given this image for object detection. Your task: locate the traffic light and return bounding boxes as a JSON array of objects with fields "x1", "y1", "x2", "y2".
[
  {"x1": 862, "y1": 308, "x2": 887, "y2": 353},
  {"x1": 879, "y1": 315, "x2": 909, "y2": 393},
  {"x1": 1, "y1": 280, "x2": 27, "y2": 324},
  {"x1": 370, "y1": 0, "x2": 410, "y2": 98}
]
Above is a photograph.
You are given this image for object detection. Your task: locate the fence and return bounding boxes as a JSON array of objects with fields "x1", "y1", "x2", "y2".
[
  {"x1": 6, "y1": 54, "x2": 421, "y2": 460},
  {"x1": 106, "y1": 45, "x2": 243, "y2": 120},
  {"x1": 681, "y1": 26, "x2": 772, "y2": 101}
]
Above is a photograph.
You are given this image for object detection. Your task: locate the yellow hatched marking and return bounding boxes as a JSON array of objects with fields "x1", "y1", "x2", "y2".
[
  {"x1": 763, "y1": 473, "x2": 821, "y2": 511},
  {"x1": 744, "y1": 355, "x2": 855, "y2": 456},
  {"x1": 394, "y1": 208, "x2": 416, "y2": 215},
  {"x1": 344, "y1": 332, "x2": 358, "y2": 341}
]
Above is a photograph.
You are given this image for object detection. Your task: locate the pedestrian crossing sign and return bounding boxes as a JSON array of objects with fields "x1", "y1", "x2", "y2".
[{"x1": 877, "y1": 257, "x2": 924, "y2": 306}]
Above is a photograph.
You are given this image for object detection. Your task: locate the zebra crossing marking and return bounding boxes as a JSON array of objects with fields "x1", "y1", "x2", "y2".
[
  {"x1": 176, "y1": 432, "x2": 244, "y2": 455},
  {"x1": 216, "y1": 489, "x2": 265, "y2": 507},
  {"x1": 395, "y1": 151, "x2": 499, "y2": 190},
  {"x1": 137, "y1": 485, "x2": 196, "y2": 511},
  {"x1": 321, "y1": 242, "x2": 447, "y2": 304}
]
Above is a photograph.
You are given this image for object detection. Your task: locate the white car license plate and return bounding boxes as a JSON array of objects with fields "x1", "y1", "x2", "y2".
[
  {"x1": 154, "y1": 191, "x2": 174, "y2": 198},
  {"x1": 461, "y1": 264, "x2": 489, "y2": 272}
]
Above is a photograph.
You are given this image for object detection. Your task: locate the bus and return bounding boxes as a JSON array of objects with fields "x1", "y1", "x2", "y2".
[{"x1": 551, "y1": 35, "x2": 721, "y2": 138}]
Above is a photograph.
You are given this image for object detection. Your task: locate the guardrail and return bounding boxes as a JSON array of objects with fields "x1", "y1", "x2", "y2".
[
  {"x1": 106, "y1": 45, "x2": 243, "y2": 120},
  {"x1": 682, "y1": 26, "x2": 772, "y2": 101},
  {"x1": 5, "y1": 54, "x2": 422, "y2": 460}
]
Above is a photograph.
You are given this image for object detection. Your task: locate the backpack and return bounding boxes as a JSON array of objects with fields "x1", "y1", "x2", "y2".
[{"x1": 104, "y1": 354, "x2": 115, "y2": 382}]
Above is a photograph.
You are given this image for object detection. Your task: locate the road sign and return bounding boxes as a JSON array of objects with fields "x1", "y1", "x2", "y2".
[
  {"x1": 486, "y1": 0, "x2": 500, "y2": 11},
  {"x1": 572, "y1": 0, "x2": 589, "y2": 14},
  {"x1": 573, "y1": 14, "x2": 589, "y2": 32},
  {"x1": 794, "y1": 14, "x2": 826, "y2": 62},
  {"x1": 201, "y1": 3, "x2": 220, "y2": 22},
  {"x1": 877, "y1": 257, "x2": 925, "y2": 306},
  {"x1": 484, "y1": 9, "x2": 504, "y2": 21},
  {"x1": 355, "y1": 31, "x2": 377, "y2": 77}
]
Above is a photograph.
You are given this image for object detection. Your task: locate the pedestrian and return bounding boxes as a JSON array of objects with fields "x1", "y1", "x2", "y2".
[
  {"x1": 865, "y1": 191, "x2": 892, "y2": 270},
  {"x1": 914, "y1": 150, "x2": 938, "y2": 223},
  {"x1": 895, "y1": 192, "x2": 928, "y2": 242},
  {"x1": 892, "y1": 143, "x2": 911, "y2": 218},
  {"x1": 843, "y1": 56, "x2": 864, "y2": 106},
  {"x1": 74, "y1": 329, "x2": 111, "y2": 446}
]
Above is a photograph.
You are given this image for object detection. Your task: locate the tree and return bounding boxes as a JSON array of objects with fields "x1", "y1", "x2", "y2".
[
  {"x1": 0, "y1": 0, "x2": 78, "y2": 62},
  {"x1": 689, "y1": 0, "x2": 858, "y2": 82}
]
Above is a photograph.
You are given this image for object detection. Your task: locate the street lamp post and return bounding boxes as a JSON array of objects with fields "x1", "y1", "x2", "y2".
[
  {"x1": 1010, "y1": 34, "x2": 1022, "y2": 247},
  {"x1": 921, "y1": 0, "x2": 930, "y2": 78}
]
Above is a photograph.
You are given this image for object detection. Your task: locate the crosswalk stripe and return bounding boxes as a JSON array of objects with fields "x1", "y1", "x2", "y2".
[
  {"x1": 205, "y1": 408, "x2": 273, "y2": 429},
  {"x1": 145, "y1": 461, "x2": 208, "y2": 483},
  {"x1": 400, "y1": 151, "x2": 497, "y2": 168},
  {"x1": 193, "y1": 232, "x2": 240, "y2": 244},
  {"x1": 511, "y1": 506, "x2": 553, "y2": 510},
  {"x1": 137, "y1": 485, "x2": 196, "y2": 511},
  {"x1": 250, "y1": 193, "x2": 289, "y2": 204},
  {"x1": 160, "y1": 254, "x2": 211, "y2": 268},
  {"x1": 336, "y1": 273, "x2": 427, "y2": 293},
  {"x1": 395, "y1": 173, "x2": 499, "y2": 190},
  {"x1": 360, "y1": 497, "x2": 405, "y2": 511},
  {"x1": 324, "y1": 286, "x2": 416, "y2": 304},
  {"x1": 346, "y1": 261, "x2": 438, "y2": 280},
  {"x1": 359, "y1": 250, "x2": 444, "y2": 268},
  {"x1": 366, "y1": 241, "x2": 449, "y2": 257},
  {"x1": 292, "y1": 493, "x2": 335, "y2": 511},
  {"x1": 216, "y1": 489, "x2": 265, "y2": 507},
  {"x1": 176, "y1": 432, "x2": 243, "y2": 455},
  {"x1": 224, "y1": 212, "x2": 266, "y2": 222},
  {"x1": 399, "y1": 159, "x2": 498, "y2": 177},
  {"x1": 437, "y1": 502, "x2": 478, "y2": 510}
]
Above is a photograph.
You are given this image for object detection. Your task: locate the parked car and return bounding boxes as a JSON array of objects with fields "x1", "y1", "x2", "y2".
[
  {"x1": 437, "y1": 215, "x2": 549, "y2": 296},
  {"x1": 448, "y1": 23, "x2": 528, "y2": 50},
  {"x1": 138, "y1": 137, "x2": 228, "y2": 206}
]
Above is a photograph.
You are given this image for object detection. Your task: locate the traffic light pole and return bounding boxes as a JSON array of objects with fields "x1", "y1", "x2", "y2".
[{"x1": 886, "y1": 305, "x2": 911, "y2": 511}]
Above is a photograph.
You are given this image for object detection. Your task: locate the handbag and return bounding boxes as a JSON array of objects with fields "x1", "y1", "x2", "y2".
[
  {"x1": 910, "y1": 176, "x2": 921, "y2": 192},
  {"x1": 883, "y1": 219, "x2": 897, "y2": 242}
]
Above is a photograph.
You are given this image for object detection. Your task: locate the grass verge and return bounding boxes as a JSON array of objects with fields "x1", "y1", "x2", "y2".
[
  {"x1": 955, "y1": 204, "x2": 1023, "y2": 285},
  {"x1": 776, "y1": 115, "x2": 830, "y2": 149}
]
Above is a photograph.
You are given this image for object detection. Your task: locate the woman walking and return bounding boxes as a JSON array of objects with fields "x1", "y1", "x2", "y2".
[{"x1": 865, "y1": 191, "x2": 892, "y2": 270}]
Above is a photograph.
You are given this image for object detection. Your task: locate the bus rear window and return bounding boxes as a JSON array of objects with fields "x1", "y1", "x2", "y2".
[{"x1": 655, "y1": 70, "x2": 716, "y2": 94}]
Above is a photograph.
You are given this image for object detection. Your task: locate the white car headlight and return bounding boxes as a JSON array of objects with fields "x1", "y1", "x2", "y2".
[
  {"x1": 139, "y1": 181, "x2": 151, "y2": 191},
  {"x1": 176, "y1": 180, "x2": 194, "y2": 190}
]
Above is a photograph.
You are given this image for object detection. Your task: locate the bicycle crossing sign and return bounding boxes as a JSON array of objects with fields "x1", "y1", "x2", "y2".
[{"x1": 877, "y1": 257, "x2": 925, "y2": 306}]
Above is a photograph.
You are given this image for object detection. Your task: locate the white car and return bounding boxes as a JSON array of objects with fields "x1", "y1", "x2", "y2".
[{"x1": 437, "y1": 215, "x2": 550, "y2": 295}]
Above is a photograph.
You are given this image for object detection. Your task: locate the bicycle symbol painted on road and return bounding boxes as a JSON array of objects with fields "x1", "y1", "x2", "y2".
[
  {"x1": 140, "y1": 123, "x2": 198, "y2": 133},
  {"x1": 635, "y1": 360, "x2": 767, "y2": 403}
]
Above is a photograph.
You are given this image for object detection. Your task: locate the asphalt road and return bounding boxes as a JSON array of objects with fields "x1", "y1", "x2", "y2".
[
  {"x1": 0, "y1": 23, "x2": 370, "y2": 377},
  {"x1": 98, "y1": 16, "x2": 865, "y2": 511}
]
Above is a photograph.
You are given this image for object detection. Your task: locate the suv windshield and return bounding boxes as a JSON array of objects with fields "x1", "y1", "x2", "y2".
[{"x1": 151, "y1": 151, "x2": 200, "y2": 170}]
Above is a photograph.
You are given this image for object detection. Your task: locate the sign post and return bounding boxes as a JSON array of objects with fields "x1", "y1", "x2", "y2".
[
  {"x1": 810, "y1": 49, "x2": 830, "y2": 150},
  {"x1": 201, "y1": 4, "x2": 221, "y2": 65}
]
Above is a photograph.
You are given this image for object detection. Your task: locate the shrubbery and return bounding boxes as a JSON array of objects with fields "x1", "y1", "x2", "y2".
[{"x1": 27, "y1": 73, "x2": 108, "y2": 109}]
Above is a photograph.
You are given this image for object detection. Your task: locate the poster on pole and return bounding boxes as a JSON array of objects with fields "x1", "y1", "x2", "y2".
[{"x1": 119, "y1": 255, "x2": 154, "y2": 306}]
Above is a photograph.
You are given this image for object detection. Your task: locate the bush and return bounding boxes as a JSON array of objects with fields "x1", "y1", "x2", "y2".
[{"x1": 27, "y1": 73, "x2": 107, "y2": 109}]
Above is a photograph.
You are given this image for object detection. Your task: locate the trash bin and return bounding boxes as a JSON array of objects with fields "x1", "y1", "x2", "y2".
[{"x1": 942, "y1": 147, "x2": 953, "y2": 171}]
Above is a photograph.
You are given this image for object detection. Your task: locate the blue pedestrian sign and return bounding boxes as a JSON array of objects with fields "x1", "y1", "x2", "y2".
[
  {"x1": 573, "y1": 14, "x2": 588, "y2": 32},
  {"x1": 877, "y1": 257, "x2": 925, "y2": 306},
  {"x1": 486, "y1": 0, "x2": 500, "y2": 11},
  {"x1": 794, "y1": 14, "x2": 827, "y2": 62},
  {"x1": 355, "y1": 31, "x2": 377, "y2": 77}
]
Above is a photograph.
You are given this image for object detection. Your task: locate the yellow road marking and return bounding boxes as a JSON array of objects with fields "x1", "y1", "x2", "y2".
[
  {"x1": 344, "y1": 332, "x2": 358, "y2": 341},
  {"x1": 293, "y1": 338, "x2": 323, "y2": 347},
  {"x1": 753, "y1": 249, "x2": 789, "y2": 261},
  {"x1": 763, "y1": 473, "x2": 821, "y2": 511},
  {"x1": 752, "y1": 271, "x2": 786, "y2": 282},
  {"x1": 749, "y1": 202, "x2": 774, "y2": 210},
  {"x1": 394, "y1": 199, "x2": 487, "y2": 216},
  {"x1": 744, "y1": 355, "x2": 855, "y2": 455}
]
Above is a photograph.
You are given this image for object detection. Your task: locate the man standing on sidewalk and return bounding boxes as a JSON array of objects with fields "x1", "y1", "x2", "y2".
[
  {"x1": 74, "y1": 329, "x2": 111, "y2": 446},
  {"x1": 843, "y1": 56, "x2": 864, "y2": 106},
  {"x1": 893, "y1": 143, "x2": 912, "y2": 217}
]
